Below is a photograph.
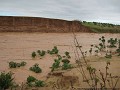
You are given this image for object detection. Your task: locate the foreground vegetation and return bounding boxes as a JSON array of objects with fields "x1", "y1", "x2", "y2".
[
  {"x1": 72, "y1": 34, "x2": 120, "y2": 89},
  {"x1": 0, "y1": 72, "x2": 17, "y2": 90}
]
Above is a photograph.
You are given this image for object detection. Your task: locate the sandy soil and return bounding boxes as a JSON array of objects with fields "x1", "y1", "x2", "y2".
[{"x1": 0, "y1": 32, "x2": 120, "y2": 89}]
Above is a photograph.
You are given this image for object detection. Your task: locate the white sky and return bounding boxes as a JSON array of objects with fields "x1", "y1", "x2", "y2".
[{"x1": 0, "y1": 0, "x2": 120, "y2": 24}]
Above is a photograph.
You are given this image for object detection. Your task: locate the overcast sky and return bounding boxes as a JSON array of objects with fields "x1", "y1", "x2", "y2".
[{"x1": 0, "y1": 0, "x2": 120, "y2": 24}]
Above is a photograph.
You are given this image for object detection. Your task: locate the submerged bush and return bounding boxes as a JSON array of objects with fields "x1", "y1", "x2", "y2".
[
  {"x1": 99, "y1": 36, "x2": 106, "y2": 48},
  {"x1": 30, "y1": 63, "x2": 42, "y2": 73},
  {"x1": 89, "y1": 48, "x2": 93, "y2": 55},
  {"x1": 64, "y1": 51, "x2": 71, "y2": 59},
  {"x1": 108, "y1": 38, "x2": 117, "y2": 48},
  {"x1": 57, "y1": 54, "x2": 62, "y2": 60},
  {"x1": 9, "y1": 61, "x2": 27, "y2": 68},
  {"x1": 95, "y1": 36, "x2": 106, "y2": 52},
  {"x1": 51, "y1": 59, "x2": 61, "y2": 71},
  {"x1": 51, "y1": 55, "x2": 72, "y2": 71},
  {"x1": 9, "y1": 61, "x2": 17, "y2": 68},
  {"x1": 27, "y1": 76, "x2": 36, "y2": 83},
  {"x1": 32, "y1": 52, "x2": 36, "y2": 58},
  {"x1": 35, "y1": 80, "x2": 45, "y2": 87},
  {"x1": 62, "y1": 59, "x2": 71, "y2": 70},
  {"x1": 20, "y1": 61, "x2": 27, "y2": 66},
  {"x1": 62, "y1": 59, "x2": 70, "y2": 63},
  {"x1": 62, "y1": 62, "x2": 71, "y2": 70},
  {"x1": 37, "y1": 50, "x2": 46, "y2": 56},
  {"x1": 26, "y1": 76, "x2": 45, "y2": 87},
  {"x1": 47, "y1": 46, "x2": 59, "y2": 55},
  {"x1": 0, "y1": 72, "x2": 14, "y2": 89}
]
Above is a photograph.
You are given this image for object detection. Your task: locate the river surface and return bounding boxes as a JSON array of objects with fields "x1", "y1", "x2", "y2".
[{"x1": 0, "y1": 32, "x2": 120, "y2": 84}]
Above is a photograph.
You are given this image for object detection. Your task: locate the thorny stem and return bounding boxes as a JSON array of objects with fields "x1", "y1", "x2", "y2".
[
  {"x1": 91, "y1": 72, "x2": 96, "y2": 88},
  {"x1": 73, "y1": 32, "x2": 88, "y2": 66},
  {"x1": 88, "y1": 70, "x2": 94, "y2": 86},
  {"x1": 113, "y1": 77, "x2": 119, "y2": 89},
  {"x1": 100, "y1": 63, "x2": 109, "y2": 87},
  {"x1": 73, "y1": 32, "x2": 92, "y2": 89},
  {"x1": 108, "y1": 80, "x2": 112, "y2": 88},
  {"x1": 73, "y1": 32, "x2": 92, "y2": 88},
  {"x1": 103, "y1": 63, "x2": 109, "y2": 87},
  {"x1": 110, "y1": 74, "x2": 114, "y2": 88},
  {"x1": 73, "y1": 32, "x2": 104, "y2": 89},
  {"x1": 74, "y1": 48, "x2": 85, "y2": 79},
  {"x1": 73, "y1": 35, "x2": 88, "y2": 81},
  {"x1": 94, "y1": 73, "x2": 98, "y2": 89},
  {"x1": 72, "y1": 32, "x2": 119, "y2": 89}
]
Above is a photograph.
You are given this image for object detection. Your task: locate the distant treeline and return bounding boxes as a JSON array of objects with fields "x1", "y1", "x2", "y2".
[
  {"x1": 78, "y1": 20, "x2": 120, "y2": 33},
  {"x1": 82, "y1": 21, "x2": 120, "y2": 27}
]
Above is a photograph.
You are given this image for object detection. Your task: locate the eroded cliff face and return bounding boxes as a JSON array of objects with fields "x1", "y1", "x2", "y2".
[{"x1": 0, "y1": 16, "x2": 91, "y2": 32}]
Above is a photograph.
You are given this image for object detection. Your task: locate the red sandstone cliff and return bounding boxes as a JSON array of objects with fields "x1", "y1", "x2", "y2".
[{"x1": 0, "y1": 16, "x2": 91, "y2": 32}]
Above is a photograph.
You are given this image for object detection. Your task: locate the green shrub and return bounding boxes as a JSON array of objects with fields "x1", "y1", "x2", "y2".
[
  {"x1": 20, "y1": 61, "x2": 27, "y2": 66},
  {"x1": 94, "y1": 50, "x2": 99, "y2": 56},
  {"x1": 62, "y1": 59, "x2": 71, "y2": 70},
  {"x1": 89, "y1": 45, "x2": 94, "y2": 55},
  {"x1": 0, "y1": 72, "x2": 14, "y2": 89},
  {"x1": 62, "y1": 62, "x2": 71, "y2": 70},
  {"x1": 35, "y1": 80, "x2": 45, "y2": 87},
  {"x1": 32, "y1": 52, "x2": 36, "y2": 58},
  {"x1": 51, "y1": 59, "x2": 61, "y2": 71},
  {"x1": 26, "y1": 76, "x2": 45, "y2": 87},
  {"x1": 89, "y1": 48, "x2": 92, "y2": 55},
  {"x1": 30, "y1": 64, "x2": 42, "y2": 73},
  {"x1": 65, "y1": 51, "x2": 69, "y2": 56},
  {"x1": 9, "y1": 61, "x2": 17, "y2": 68},
  {"x1": 64, "y1": 51, "x2": 71, "y2": 59},
  {"x1": 37, "y1": 50, "x2": 46, "y2": 56},
  {"x1": 62, "y1": 59, "x2": 70, "y2": 63},
  {"x1": 57, "y1": 54, "x2": 62, "y2": 60},
  {"x1": 27, "y1": 76, "x2": 36, "y2": 83},
  {"x1": 47, "y1": 46, "x2": 59, "y2": 55},
  {"x1": 37, "y1": 50, "x2": 41, "y2": 54},
  {"x1": 16, "y1": 63, "x2": 21, "y2": 67},
  {"x1": 108, "y1": 38, "x2": 117, "y2": 48},
  {"x1": 53, "y1": 46, "x2": 59, "y2": 54},
  {"x1": 95, "y1": 36, "x2": 106, "y2": 52},
  {"x1": 47, "y1": 50, "x2": 50, "y2": 53},
  {"x1": 9, "y1": 61, "x2": 27, "y2": 68},
  {"x1": 52, "y1": 59, "x2": 60, "y2": 68},
  {"x1": 51, "y1": 57, "x2": 72, "y2": 71}
]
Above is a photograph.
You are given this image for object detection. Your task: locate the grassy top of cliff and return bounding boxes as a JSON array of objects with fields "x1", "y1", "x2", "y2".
[{"x1": 81, "y1": 21, "x2": 120, "y2": 33}]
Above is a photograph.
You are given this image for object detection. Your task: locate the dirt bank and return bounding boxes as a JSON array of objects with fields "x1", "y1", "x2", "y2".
[{"x1": 0, "y1": 16, "x2": 91, "y2": 32}]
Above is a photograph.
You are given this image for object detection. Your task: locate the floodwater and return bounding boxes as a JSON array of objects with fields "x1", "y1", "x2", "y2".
[{"x1": 0, "y1": 32, "x2": 120, "y2": 85}]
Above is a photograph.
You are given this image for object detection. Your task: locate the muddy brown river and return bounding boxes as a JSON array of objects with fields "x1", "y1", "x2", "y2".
[{"x1": 0, "y1": 32, "x2": 120, "y2": 86}]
